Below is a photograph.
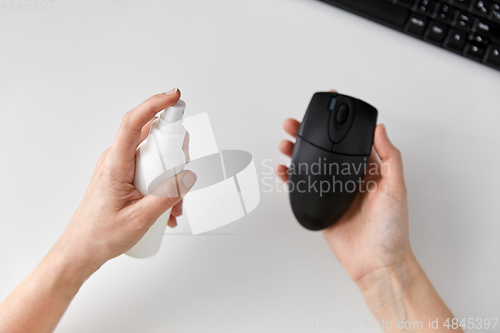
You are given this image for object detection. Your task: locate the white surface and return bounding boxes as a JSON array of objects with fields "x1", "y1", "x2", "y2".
[
  {"x1": 183, "y1": 113, "x2": 218, "y2": 160},
  {"x1": 185, "y1": 176, "x2": 244, "y2": 235},
  {"x1": 236, "y1": 158, "x2": 261, "y2": 213},
  {"x1": 184, "y1": 149, "x2": 260, "y2": 235},
  {"x1": 0, "y1": 0, "x2": 499, "y2": 332}
]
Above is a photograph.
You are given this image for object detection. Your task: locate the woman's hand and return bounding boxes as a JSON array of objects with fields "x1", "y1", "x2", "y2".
[
  {"x1": 277, "y1": 96, "x2": 462, "y2": 332},
  {"x1": 0, "y1": 89, "x2": 197, "y2": 333},
  {"x1": 56, "y1": 88, "x2": 197, "y2": 273},
  {"x1": 277, "y1": 119, "x2": 410, "y2": 285}
]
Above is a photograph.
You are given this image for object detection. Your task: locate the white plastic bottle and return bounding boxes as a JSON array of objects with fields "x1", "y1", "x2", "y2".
[{"x1": 126, "y1": 100, "x2": 187, "y2": 258}]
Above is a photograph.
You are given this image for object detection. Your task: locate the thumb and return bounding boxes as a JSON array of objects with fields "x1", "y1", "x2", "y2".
[
  {"x1": 135, "y1": 170, "x2": 197, "y2": 223},
  {"x1": 373, "y1": 124, "x2": 404, "y2": 182}
]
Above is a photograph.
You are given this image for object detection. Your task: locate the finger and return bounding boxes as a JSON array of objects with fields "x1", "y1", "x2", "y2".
[
  {"x1": 373, "y1": 124, "x2": 404, "y2": 181},
  {"x1": 368, "y1": 147, "x2": 381, "y2": 167},
  {"x1": 283, "y1": 119, "x2": 301, "y2": 138},
  {"x1": 90, "y1": 148, "x2": 110, "y2": 181},
  {"x1": 282, "y1": 91, "x2": 336, "y2": 138},
  {"x1": 364, "y1": 147, "x2": 382, "y2": 182},
  {"x1": 329, "y1": 89, "x2": 338, "y2": 93},
  {"x1": 279, "y1": 140, "x2": 294, "y2": 157},
  {"x1": 132, "y1": 170, "x2": 197, "y2": 224},
  {"x1": 110, "y1": 89, "x2": 181, "y2": 166},
  {"x1": 171, "y1": 200, "x2": 183, "y2": 217},
  {"x1": 96, "y1": 148, "x2": 110, "y2": 169},
  {"x1": 138, "y1": 117, "x2": 156, "y2": 146},
  {"x1": 276, "y1": 164, "x2": 289, "y2": 183},
  {"x1": 167, "y1": 215, "x2": 177, "y2": 228}
]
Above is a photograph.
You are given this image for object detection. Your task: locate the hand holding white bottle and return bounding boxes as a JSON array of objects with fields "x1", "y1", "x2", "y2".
[{"x1": 126, "y1": 100, "x2": 189, "y2": 258}]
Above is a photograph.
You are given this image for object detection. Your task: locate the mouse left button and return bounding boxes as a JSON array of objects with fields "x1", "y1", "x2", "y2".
[
  {"x1": 333, "y1": 99, "x2": 378, "y2": 156},
  {"x1": 298, "y1": 93, "x2": 334, "y2": 151}
]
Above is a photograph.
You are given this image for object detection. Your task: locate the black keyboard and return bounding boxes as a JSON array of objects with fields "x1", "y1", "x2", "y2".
[{"x1": 319, "y1": 0, "x2": 500, "y2": 71}]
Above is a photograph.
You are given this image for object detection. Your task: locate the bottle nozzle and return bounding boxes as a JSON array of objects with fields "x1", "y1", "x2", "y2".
[{"x1": 162, "y1": 99, "x2": 185, "y2": 123}]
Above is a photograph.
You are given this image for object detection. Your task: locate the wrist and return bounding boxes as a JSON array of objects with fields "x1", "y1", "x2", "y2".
[
  {"x1": 24, "y1": 243, "x2": 97, "y2": 305},
  {"x1": 355, "y1": 249, "x2": 424, "y2": 331},
  {"x1": 355, "y1": 248, "x2": 463, "y2": 333},
  {"x1": 49, "y1": 237, "x2": 102, "y2": 288},
  {"x1": 355, "y1": 245, "x2": 419, "y2": 294}
]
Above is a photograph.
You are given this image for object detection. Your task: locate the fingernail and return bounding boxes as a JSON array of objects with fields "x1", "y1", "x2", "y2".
[
  {"x1": 181, "y1": 171, "x2": 197, "y2": 189},
  {"x1": 165, "y1": 88, "x2": 178, "y2": 95}
]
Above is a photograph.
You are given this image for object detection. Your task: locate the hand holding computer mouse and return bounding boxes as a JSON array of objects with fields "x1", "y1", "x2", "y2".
[
  {"x1": 278, "y1": 118, "x2": 410, "y2": 284},
  {"x1": 277, "y1": 93, "x2": 463, "y2": 332}
]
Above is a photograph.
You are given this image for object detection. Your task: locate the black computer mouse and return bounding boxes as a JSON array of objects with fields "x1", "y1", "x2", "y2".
[{"x1": 289, "y1": 92, "x2": 378, "y2": 230}]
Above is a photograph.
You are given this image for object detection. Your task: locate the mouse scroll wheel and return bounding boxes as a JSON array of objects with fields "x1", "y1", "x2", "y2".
[{"x1": 335, "y1": 104, "x2": 349, "y2": 125}]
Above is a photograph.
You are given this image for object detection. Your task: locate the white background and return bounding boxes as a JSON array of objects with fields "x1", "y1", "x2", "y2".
[{"x1": 1, "y1": 0, "x2": 499, "y2": 332}]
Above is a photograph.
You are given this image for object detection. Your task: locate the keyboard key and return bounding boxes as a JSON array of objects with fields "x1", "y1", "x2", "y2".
[
  {"x1": 472, "y1": 18, "x2": 500, "y2": 43},
  {"x1": 453, "y1": 11, "x2": 474, "y2": 30},
  {"x1": 464, "y1": 43, "x2": 487, "y2": 59},
  {"x1": 405, "y1": 14, "x2": 429, "y2": 36},
  {"x1": 425, "y1": 21, "x2": 449, "y2": 43},
  {"x1": 485, "y1": 44, "x2": 500, "y2": 67},
  {"x1": 469, "y1": 33, "x2": 490, "y2": 44},
  {"x1": 394, "y1": 0, "x2": 413, "y2": 8},
  {"x1": 444, "y1": 29, "x2": 468, "y2": 51},
  {"x1": 414, "y1": 0, "x2": 437, "y2": 15},
  {"x1": 472, "y1": 0, "x2": 491, "y2": 17},
  {"x1": 490, "y1": 3, "x2": 500, "y2": 22},
  {"x1": 434, "y1": 3, "x2": 455, "y2": 23},
  {"x1": 450, "y1": 0, "x2": 472, "y2": 10}
]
